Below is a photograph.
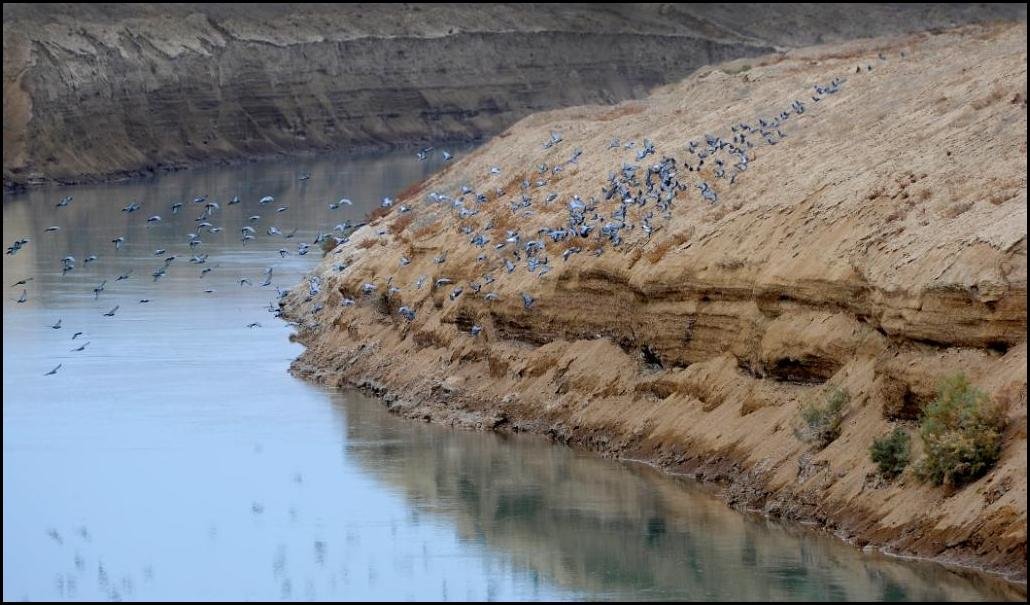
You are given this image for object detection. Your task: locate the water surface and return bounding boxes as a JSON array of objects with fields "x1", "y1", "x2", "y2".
[{"x1": 2, "y1": 152, "x2": 1021, "y2": 601}]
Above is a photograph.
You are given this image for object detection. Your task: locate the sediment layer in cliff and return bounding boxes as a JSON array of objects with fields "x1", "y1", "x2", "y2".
[
  {"x1": 4, "y1": 3, "x2": 1026, "y2": 189},
  {"x1": 283, "y1": 23, "x2": 1028, "y2": 582}
]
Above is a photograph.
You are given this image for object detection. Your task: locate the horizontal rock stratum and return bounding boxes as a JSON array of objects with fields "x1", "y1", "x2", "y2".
[
  {"x1": 3, "y1": 3, "x2": 1026, "y2": 190},
  {"x1": 284, "y1": 23, "x2": 1027, "y2": 582}
]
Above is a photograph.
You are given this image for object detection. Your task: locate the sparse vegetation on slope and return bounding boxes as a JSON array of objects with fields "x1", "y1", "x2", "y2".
[
  {"x1": 284, "y1": 23, "x2": 1027, "y2": 581},
  {"x1": 916, "y1": 374, "x2": 1008, "y2": 487},
  {"x1": 797, "y1": 388, "x2": 849, "y2": 448},
  {"x1": 870, "y1": 427, "x2": 911, "y2": 479}
]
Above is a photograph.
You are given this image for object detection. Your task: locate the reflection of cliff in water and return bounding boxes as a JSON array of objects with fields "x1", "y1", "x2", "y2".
[{"x1": 328, "y1": 390, "x2": 1021, "y2": 601}]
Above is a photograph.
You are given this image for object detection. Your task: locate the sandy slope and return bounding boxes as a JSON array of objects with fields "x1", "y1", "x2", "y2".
[{"x1": 283, "y1": 23, "x2": 1027, "y2": 582}]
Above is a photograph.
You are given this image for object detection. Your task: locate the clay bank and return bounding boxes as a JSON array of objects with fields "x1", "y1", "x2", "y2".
[
  {"x1": 282, "y1": 23, "x2": 1028, "y2": 585},
  {"x1": 4, "y1": 3, "x2": 1026, "y2": 190}
]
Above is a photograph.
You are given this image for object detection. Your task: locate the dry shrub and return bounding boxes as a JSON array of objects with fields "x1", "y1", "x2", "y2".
[
  {"x1": 389, "y1": 213, "x2": 415, "y2": 235},
  {"x1": 366, "y1": 205, "x2": 393, "y2": 223},
  {"x1": 356, "y1": 238, "x2": 378, "y2": 250},
  {"x1": 411, "y1": 221, "x2": 443, "y2": 241},
  {"x1": 489, "y1": 210, "x2": 517, "y2": 237},
  {"x1": 554, "y1": 239, "x2": 582, "y2": 255},
  {"x1": 705, "y1": 204, "x2": 732, "y2": 223},
  {"x1": 796, "y1": 388, "x2": 849, "y2": 449},
  {"x1": 320, "y1": 236, "x2": 339, "y2": 256},
  {"x1": 715, "y1": 257, "x2": 746, "y2": 271},
  {"x1": 596, "y1": 103, "x2": 645, "y2": 122},
  {"x1": 497, "y1": 172, "x2": 527, "y2": 197},
  {"x1": 671, "y1": 228, "x2": 692, "y2": 246},
  {"x1": 941, "y1": 200, "x2": 974, "y2": 219},
  {"x1": 986, "y1": 193, "x2": 1010, "y2": 206},
  {"x1": 884, "y1": 209, "x2": 906, "y2": 223},
  {"x1": 645, "y1": 240, "x2": 673, "y2": 264},
  {"x1": 971, "y1": 85, "x2": 1006, "y2": 110},
  {"x1": 488, "y1": 354, "x2": 509, "y2": 378},
  {"x1": 740, "y1": 389, "x2": 773, "y2": 416}
]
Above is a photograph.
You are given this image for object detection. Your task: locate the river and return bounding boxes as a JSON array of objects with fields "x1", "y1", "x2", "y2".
[{"x1": 2, "y1": 151, "x2": 1020, "y2": 601}]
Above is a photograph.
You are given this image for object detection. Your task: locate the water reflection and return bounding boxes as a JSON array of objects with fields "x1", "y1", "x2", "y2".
[
  {"x1": 2, "y1": 151, "x2": 1022, "y2": 601},
  {"x1": 332, "y1": 391, "x2": 1023, "y2": 601}
]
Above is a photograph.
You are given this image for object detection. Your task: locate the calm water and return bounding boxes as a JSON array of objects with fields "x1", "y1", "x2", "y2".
[{"x1": 2, "y1": 152, "x2": 1021, "y2": 601}]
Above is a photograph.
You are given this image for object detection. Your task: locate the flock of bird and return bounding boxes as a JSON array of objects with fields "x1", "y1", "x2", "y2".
[
  {"x1": 292, "y1": 55, "x2": 888, "y2": 335},
  {"x1": 8, "y1": 51, "x2": 889, "y2": 376},
  {"x1": 4, "y1": 165, "x2": 454, "y2": 375}
]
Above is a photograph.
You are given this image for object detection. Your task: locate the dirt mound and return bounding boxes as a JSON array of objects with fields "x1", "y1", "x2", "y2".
[{"x1": 285, "y1": 23, "x2": 1027, "y2": 581}]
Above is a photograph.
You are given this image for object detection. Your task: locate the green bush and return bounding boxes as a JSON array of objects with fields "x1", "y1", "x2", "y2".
[
  {"x1": 916, "y1": 374, "x2": 1007, "y2": 487},
  {"x1": 870, "y1": 428, "x2": 910, "y2": 478},
  {"x1": 797, "y1": 388, "x2": 849, "y2": 448}
]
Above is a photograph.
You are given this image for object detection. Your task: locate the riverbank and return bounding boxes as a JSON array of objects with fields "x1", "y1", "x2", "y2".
[
  {"x1": 5, "y1": 4, "x2": 1026, "y2": 191},
  {"x1": 7, "y1": 153, "x2": 1018, "y2": 601},
  {"x1": 282, "y1": 22, "x2": 1027, "y2": 585}
]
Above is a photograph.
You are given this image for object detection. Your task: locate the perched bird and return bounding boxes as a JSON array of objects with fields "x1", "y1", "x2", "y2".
[{"x1": 521, "y1": 292, "x2": 535, "y2": 310}]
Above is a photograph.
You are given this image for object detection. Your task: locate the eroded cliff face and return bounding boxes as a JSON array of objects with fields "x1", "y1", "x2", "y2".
[
  {"x1": 3, "y1": 3, "x2": 1026, "y2": 189},
  {"x1": 282, "y1": 23, "x2": 1028, "y2": 582}
]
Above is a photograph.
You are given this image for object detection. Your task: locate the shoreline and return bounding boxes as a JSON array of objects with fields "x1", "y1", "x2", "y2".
[
  {"x1": 288, "y1": 359, "x2": 1028, "y2": 596},
  {"x1": 2, "y1": 137, "x2": 485, "y2": 195},
  {"x1": 278, "y1": 22, "x2": 1026, "y2": 591}
]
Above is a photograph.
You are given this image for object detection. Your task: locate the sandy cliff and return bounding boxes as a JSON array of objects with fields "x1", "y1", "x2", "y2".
[
  {"x1": 283, "y1": 22, "x2": 1028, "y2": 582},
  {"x1": 4, "y1": 3, "x2": 1025, "y2": 189}
]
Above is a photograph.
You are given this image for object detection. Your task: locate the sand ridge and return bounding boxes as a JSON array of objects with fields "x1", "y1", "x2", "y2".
[{"x1": 284, "y1": 23, "x2": 1027, "y2": 582}]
